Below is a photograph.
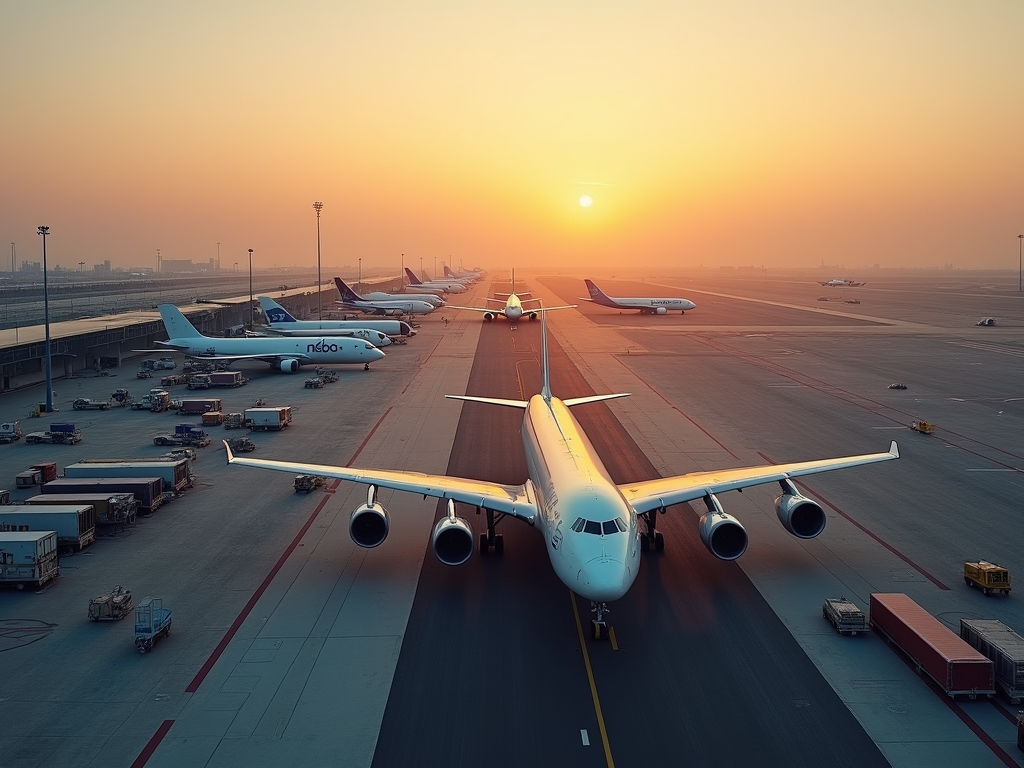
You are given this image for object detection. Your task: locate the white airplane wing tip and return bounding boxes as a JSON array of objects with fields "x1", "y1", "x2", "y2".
[{"x1": 889, "y1": 440, "x2": 899, "y2": 459}]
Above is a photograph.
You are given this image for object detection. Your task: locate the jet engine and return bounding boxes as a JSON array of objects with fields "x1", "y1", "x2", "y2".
[
  {"x1": 698, "y1": 493, "x2": 748, "y2": 560},
  {"x1": 653, "y1": 306, "x2": 668, "y2": 315},
  {"x1": 349, "y1": 486, "x2": 390, "y2": 548},
  {"x1": 432, "y1": 499, "x2": 474, "y2": 565},
  {"x1": 483, "y1": 312, "x2": 495, "y2": 322},
  {"x1": 279, "y1": 358, "x2": 300, "y2": 373},
  {"x1": 528, "y1": 312, "x2": 538, "y2": 320},
  {"x1": 774, "y1": 480, "x2": 826, "y2": 539}
]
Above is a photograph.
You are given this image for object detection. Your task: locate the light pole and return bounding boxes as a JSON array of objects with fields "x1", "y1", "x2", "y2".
[
  {"x1": 1018, "y1": 234, "x2": 1023, "y2": 292},
  {"x1": 358, "y1": 257, "x2": 361, "y2": 288},
  {"x1": 313, "y1": 201, "x2": 323, "y2": 317},
  {"x1": 248, "y1": 248, "x2": 254, "y2": 329},
  {"x1": 37, "y1": 226, "x2": 53, "y2": 413}
]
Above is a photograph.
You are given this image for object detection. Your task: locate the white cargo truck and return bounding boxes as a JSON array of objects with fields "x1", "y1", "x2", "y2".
[
  {"x1": 63, "y1": 458, "x2": 195, "y2": 493},
  {"x1": 245, "y1": 406, "x2": 293, "y2": 431},
  {"x1": 0, "y1": 505, "x2": 97, "y2": 551},
  {"x1": 0, "y1": 530, "x2": 60, "y2": 589}
]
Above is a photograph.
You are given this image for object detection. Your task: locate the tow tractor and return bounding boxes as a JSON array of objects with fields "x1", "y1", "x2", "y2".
[
  {"x1": 227, "y1": 436, "x2": 256, "y2": 453},
  {"x1": 910, "y1": 420, "x2": 934, "y2": 434},
  {"x1": 294, "y1": 475, "x2": 325, "y2": 493}
]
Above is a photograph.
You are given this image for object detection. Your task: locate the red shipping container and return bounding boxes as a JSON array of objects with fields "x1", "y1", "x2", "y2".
[
  {"x1": 870, "y1": 593, "x2": 994, "y2": 698},
  {"x1": 29, "y1": 461, "x2": 58, "y2": 484}
]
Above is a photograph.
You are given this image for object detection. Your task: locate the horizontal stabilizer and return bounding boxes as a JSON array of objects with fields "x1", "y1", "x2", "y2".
[
  {"x1": 563, "y1": 393, "x2": 630, "y2": 408},
  {"x1": 445, "y1": 394, "x2": 529, "y2": 409}
]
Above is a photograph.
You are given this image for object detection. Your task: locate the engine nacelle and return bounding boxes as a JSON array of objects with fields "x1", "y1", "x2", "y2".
[
  {"x1": 774, "y1": 492, "x2": 826, "y2": 539},
  {"x1": 483, "y1": 312, "x2": 495, "y2": 322},
  {"x1": 653, "y1": 306, "x2": 667, "y2": 315},
  {"x1": 528, "y1": 312, "x2": 538, "y2": 320},
  {"x1": 698, "y1": 494, "x2": 748, "y2": 560},
  {"x1": 279, "y1": 358, "x2": 300, "y2": 373},
  {"x1": 349, "y1": 502, "x2": 390, "y2": 548},
  {"x1": 432, "y1": 506, "x2": 474, "y2": 566}
]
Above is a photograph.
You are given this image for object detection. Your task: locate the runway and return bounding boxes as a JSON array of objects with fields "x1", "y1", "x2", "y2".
[{"x1": 1, "y1": 272, "x2": 1022, "y2": 767}]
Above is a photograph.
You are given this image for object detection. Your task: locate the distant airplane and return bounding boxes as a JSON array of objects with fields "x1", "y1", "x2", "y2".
[
  {"x1": 447, "y1": 269, "x2": 574, "y2": 321},
  {"x1": 404, "y1": 267, "x2": 466, "y2": 294},
  {"x1": 335, "y1": 278, "x2": 437, "y2": 316},
  {"x1": 580, "y1": 279, "x2": 696, "y2": 315},
  {"x1": 258, "y1": 297, "x2": 415, "y2": 340},
  {"x1": 818, "y1": 279, "x2": 865, "y2": 287},
  {"x1": 224, "y1": 311, "x2": 898, "y2": 639},
  {"x1": 361, "y1": 286, "x2": 446, "y2": 307},
  {"x1": 444, "y1": 265, "x2": 483, "y2": 283},
  {"x1": 254, "y1": 297, "x2": 393, "y2": 346},
  {"x1": 149, "y1": 304, "x2": 385, "y2": 372}
]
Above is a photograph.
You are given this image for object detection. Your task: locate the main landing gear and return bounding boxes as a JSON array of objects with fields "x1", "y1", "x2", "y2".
[
  {"x1": 640, "y1": 507, "x2": 666, "y2": 552},
  {"x1": 591, "y1": 602, "x2": 611, "y2": 640},
  {"x1": 477, "y1": 507, "x2": 505, "y2": 555},
  {"x1": 363, "y1": 363, "x2": 371, "y2": 371}
]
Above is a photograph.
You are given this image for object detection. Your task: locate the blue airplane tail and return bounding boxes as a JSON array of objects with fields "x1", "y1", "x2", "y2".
[
  {"x1": 258, "y1": 296, "x2": 297, "y2": 323},
  {"x1": 335, "y1": 277, "x2": 366, "y2": 303}
]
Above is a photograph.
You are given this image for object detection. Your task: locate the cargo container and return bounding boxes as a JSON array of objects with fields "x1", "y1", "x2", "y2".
[
  {"x1": 15, "y1": 470, "x2": 41, "y2": 488},
  {"x1": 207, "y1": 371, "x2": 246, "y2": 387},
  {"x1": 42, "y1": 477, "x2": 164, "y2": 515},
  {"x1": 0, "y1": 505, "x2": 96, "y2": 551},
  {"x1": 959, "y1": 619, "x2": 1024, "y2": 704},
  {"x1": 29, "y1": 461, "x2": 58, "y2": 484},
  {"x1": 201, "y1": 411, "x2": 224, "y2": 426},
  {"x1": 25, "y1": 492, "x2": 137, "y2": 527},
  {"x1": 0, "y1": 530, "x2": 59, "y2": 589},
  {"x1": 246, "y1": 406, "x2": 292, "y2": 431},
  {"x1": 822, "y1": 597, "x2": 869, "y2": 635},
  {"x1": 870, "y1": 593, "x2": 994, "y2": 698},
  {"x1": 63, "y1": 458, "x2": 194, "y2": 493},
  {"x1": 222, "y1": 413, "x2": 246, "y2": 429},
  {"x1": 178, "y1": 398, "x2": 223, "y2": 415}
]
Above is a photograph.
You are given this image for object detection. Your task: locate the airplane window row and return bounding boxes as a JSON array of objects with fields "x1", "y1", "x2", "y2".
[{"x1": 571, "y1": 517, "x2": 627, "y2": 535}]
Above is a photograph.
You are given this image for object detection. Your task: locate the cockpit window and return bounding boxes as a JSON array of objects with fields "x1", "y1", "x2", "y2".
[{"x1": 571, "y1": 517, "x2": 625, "y2": 536}]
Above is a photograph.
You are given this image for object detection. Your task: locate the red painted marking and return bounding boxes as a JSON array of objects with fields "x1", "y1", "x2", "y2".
[
  {"x1": 129, "y1": 719, "x2": 174, "y2": 768},
  {"x1": 940, "y1": 697, "x2": 1020, "y2": 768},
  {"x1": 758, "y1": 451, "x2": 950, "y2": 591},
  {"x1": 989, "y1": 697, "x2": 1021, "y2": 725}
]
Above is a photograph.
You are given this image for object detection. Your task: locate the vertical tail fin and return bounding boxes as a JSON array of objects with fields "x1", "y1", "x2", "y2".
[
  {"x1": 335, "y1": 277, "x2": 365, "y2": 302},
  {"x1": 257, "y1": 296, "x2": 297, "y2": 323},
  {"x1": 158, "y1": 304, "x2": 204, "y2": 339},
  {"x1": 404, "y1": 267, "x2": 423, "y2": 286},
  {"x1": 540, "y1": 302, "x2": 551, "y2": 402},
  {"x1": 511, "y1": 267, "x2": 516, "y2": 294}
]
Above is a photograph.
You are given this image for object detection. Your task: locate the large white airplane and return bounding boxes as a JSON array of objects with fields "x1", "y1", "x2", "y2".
[
  {"x1": 152, "y1": 304, "x2": 385, "y2": 372},
  {"x1": 224, "y1": 312, "x2": 899, "y2": 638},
  {"x1": 818, "y1": 279, "x2": 866, "y2": 287},
  {"x1": 361, "y1": 287, "x2": 445, "y2": 307},
  {"x1": 335, "y1": 278, "x2": 436, "y2": 316},
  {"x1": 580, "y1": 279, "x2": 696, "y2": 315},
  {"x1": 404, "y1": 267, "x2": 466, "y2": 294},
  {"x1": 254, "y1": 297, "x2": 393, "y2": 347},
  {"x1": 444, "y1": 265, "x2": 483, "y2": 283},
  {"x1": 447, "y1": 271, "x2": 575, "y2": 322}
]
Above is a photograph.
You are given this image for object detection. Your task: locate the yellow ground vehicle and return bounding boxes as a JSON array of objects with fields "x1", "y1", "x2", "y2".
[
  {"x1": 964, "y1": 561, "x2": 1011, "y2": 596},
  {"x1": 910, "y1": 420, "x2": 934, "y2": 434}
]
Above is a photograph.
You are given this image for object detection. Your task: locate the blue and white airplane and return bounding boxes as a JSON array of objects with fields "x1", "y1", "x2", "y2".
[
  {"x1": 580, "y1": 279, "x2": 696, "y2": 315},
  {"x1": 152, "y1": 304, "x2": 385, "y2": 372},
  {"x1": 224, "y1": 312, "x2": 898, "y2": 638},
  {"x1": 335, "y1": 278, "x2": 437, "y2": 316},
  {"x1": 404, "y1": 267, "x2": 466, "y2": 294},
  {"x1": 256, "y1": 297, "x2": 395, "y2": 346}
]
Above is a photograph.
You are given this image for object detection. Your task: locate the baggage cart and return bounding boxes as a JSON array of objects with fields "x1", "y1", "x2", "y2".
[
  {"x1": 822, "y1": 596, "x2": 869, "y2": 636},
  {"x1": 134, "y1": 597, "x2": 172, "y2": 653},
  {"x1": 88, "y1": 585, "x2": 133, "y2": 621}
]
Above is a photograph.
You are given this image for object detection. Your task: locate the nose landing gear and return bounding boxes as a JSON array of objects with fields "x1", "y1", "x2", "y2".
[{"x1": 591, "y1": 601, "x2": 610, "y2": 640}]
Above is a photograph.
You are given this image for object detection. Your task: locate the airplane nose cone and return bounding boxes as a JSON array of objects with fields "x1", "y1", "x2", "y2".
[
  {"x1": 578, "y1": 557, "x2": 632, "y2": 602},
  {"x1": 368, "y1": 346, "x2": 386, "y2": 360},
  {"x1": 684, "y1": 300, "x2": 697, "y2": 310},
  {"x1": 507, "y1": 307, "x2": 522, "y2": 321}
]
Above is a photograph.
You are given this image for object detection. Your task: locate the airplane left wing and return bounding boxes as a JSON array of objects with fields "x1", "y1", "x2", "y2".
[
  {"x1": 618, "y1": 442, "x2": 899, "y2": 514},
  {"x1": 224, "y1": 443, "x2": 537, "y2": 522}
]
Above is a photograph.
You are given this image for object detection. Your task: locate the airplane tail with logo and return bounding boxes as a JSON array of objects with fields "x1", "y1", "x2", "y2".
[
  {"x1": 583, "y1": 279, "x2": 614, "y2": 304},
  {"x1": 158, "y1": 304, "x2": 204, "y2": 339},
  {"x1": 258, "y1": 296, "x2": 297, "y2": 323},
  {"x1": 444, "y1": 265, "x2": 455, "y2": 279},
  {"x1": 335, "y1": 277, "x2": 368, "y2": 303},
  {"x1": 404, "y1": 267, "x2": 425, "y2": 286}
]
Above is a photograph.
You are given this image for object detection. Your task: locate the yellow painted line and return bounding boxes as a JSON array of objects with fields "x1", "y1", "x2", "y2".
[
  {"x1": 569, "y1": 591, "x2": 615, "y2": 768},
  {"x1": 609, "y1": 626, "x2": 619, "y2": 651}
]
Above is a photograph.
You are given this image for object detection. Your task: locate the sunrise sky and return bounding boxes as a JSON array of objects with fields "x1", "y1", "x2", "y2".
[{"x1": 3, "y1": 1, "x2": 1022, "y2": 273}]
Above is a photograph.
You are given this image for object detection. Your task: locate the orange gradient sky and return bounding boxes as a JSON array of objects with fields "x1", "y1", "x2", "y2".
[{"x1": 3, "y1": 1, "x2": 1022, "y2": 273}]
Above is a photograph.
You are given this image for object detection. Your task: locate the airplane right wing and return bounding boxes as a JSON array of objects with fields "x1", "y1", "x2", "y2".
[{"x1": 224, "y1": 443, "x2": 537, "y2": 522}]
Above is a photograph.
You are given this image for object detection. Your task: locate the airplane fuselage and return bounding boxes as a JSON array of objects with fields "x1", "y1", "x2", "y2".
[
  {"x1": 364, "y1": 291, "x2": 445, "y2": 306},
  {"x1": 600, "y1": 297, "x2": 695, "y2": 313},
  {"x1": 263, "y1": 324, "x2": 392, "y2": 346},
  {"x1": 522, "y1": 394, "x2": 641, "y2": 602},
  {"x1": 165, "y1": 335, "x2": 384, "y2": 365},
  {"x1": 338, "y1": 299, "x2": 435, "y2": 315}
]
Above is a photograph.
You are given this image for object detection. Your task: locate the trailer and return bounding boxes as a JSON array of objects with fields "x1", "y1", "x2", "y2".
[
  {"x1": 131, "y1": 389, "x2": 171, "y2": 412},
  {"x1": 207, "y1": 371, "x2": 247, "y2": 387},
  {"x1": 41, "y1": 477, "x2": 164, "y2": 515},
  {"x1": 246, "y1": 406, "x2": 292, "y2": 431},
  {"x1": 0, "y1": 505, "x2": 97, "y2": 551},
  {"x1": 177, "y1": 398, "x2": 223, "y2": 416},
  {"x1": 88, "y1": 585, "x2": 133, "y2": 621},
  {"x1": 222, "y1": 413, "x2": 247, "y2": 429},
  {"x1": 160, "y1": 374, "x2": 189, "y2": 386},
  {"x1": 822, "y1": 596, "x2": 869, "y2": 636},
  {"x1": 72, "y1": 398, "x2": 111, "y2": 411},
  {"x1": 0, "y1": 530, "x2": 60, "y2": 589},
  {"x1": 30, "y1": 461, "x2": 58, "y2": 484},
  {"x1": 200, "y1": 411, "x2": 224, "y2": 426},
  {"x1": 870, "y1": 593, "x2": 995, "y2": 699},
  {"x1": 64, "y1": 458, "x2": 194, "y2": 493},
  {"x1": 134, "y1": 597, "x2": 172, "y2": 653},
  {"x1": 959, "y1": 619, "x2": 1024, "y2": 704},
  {"x1": 26, "y1": 492, "x2": 137, "y2": 527},
  {"x1": 963, "y1": 560, "x2": 1011, "y2": 596},
  {"x1": 152, "y1": 425, "x2": 211, "y2": 449},
  {"x1": 25, "y1": 423, "x2": 82, "y2": 445},
  {"x1": 16, "y1": 470, "x2": 41, "y2": 488}
]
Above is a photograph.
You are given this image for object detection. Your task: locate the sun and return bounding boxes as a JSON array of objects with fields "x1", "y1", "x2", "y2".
[{"x1": 579, "y1": 195, "x2": 593, "y2": 208}]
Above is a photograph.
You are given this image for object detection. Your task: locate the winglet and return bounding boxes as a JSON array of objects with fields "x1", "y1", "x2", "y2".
[
  {"x1": 889, "y1": 440, "x2": 899, "y2": 459},
  {"x1": 223, "y1": 439, "x2": 235, "y2": 464},
  {"x1": 540, "y1": 303, "x2": 551, "y2": 401}
]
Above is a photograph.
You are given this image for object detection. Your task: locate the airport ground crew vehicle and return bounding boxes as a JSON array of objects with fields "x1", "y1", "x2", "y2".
[
  {"x1": 910, "y1": 420, "x2": 934, "y2": 434},
  {"x1": 25, "y1": 423, "x2": 82, "y2": 444},
  {"x1": 0, "y1": 422, "x2": 24, "y2": 443},
  {"x1": 73, "y1": 398, "x2": 110, "y2": 410},
  {"x1": 110, "y1": 389, "x2": 133, "y2": 407},
  {"x1": 227, "y1": 436, "x2": 256, "y2": 453},
  {"x1": 153, "y1": 424, "x2": 211, "y2": 448},
  {"x1": 823, "y1": 597, "x2": 869, "y2": 635},
  {"x1": 294, "y1": 475, "x2": 325, "y2": 493},
  {"x1": 964, "y1": 561, "x2": 1011, "y2": 596},
  {"x1": 88, "y1": 585, "x2": 133, "y2": 621},
  {"x1": 131, "y1": 389, "x2": 171, "y2": 412},
  {"x1": 134, "y1": 597, "x2": 172, "y2": 653},
  {"x1": 222, "y1": 413, "x2": 246, "y2": 429}
]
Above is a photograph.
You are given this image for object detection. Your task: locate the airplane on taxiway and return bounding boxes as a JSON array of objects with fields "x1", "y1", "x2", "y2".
[
  {"x1": 335, "y1": 278, "x2": 437, "y2": 316},
  {"x1": 224, "y1": 311, "x2": 898, "y2": 638},
  {"x1": 444, "y1": 265, "x2": 483, "y2": 283},
  {"x1": 404, "y1": 267, "x2": 467, "y2": 294},
  {"x1": 580, "y1": 279, "x2": 696, "y2": 315},
  {"x1": 818, "y1": 279, "x2": 865, "y2": 287},
  {"x1": 254, "y1": 297, "x2": 393, "y2": 346},
  {"x1": 148, "y1": 304, "x2": 385, "y2": 372},
  {"x1": 446, "y1": 269, "x2": 574, "y2": 322}
]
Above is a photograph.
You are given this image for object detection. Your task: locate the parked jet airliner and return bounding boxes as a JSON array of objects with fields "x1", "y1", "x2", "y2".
[
  {"x1": 224, "y1": 312, "x2": 898, "y2": 638},
  {"x1": 446, "y1": 270, "x2": 575, "y2": 321},
  {"x1": 151, "y1": 304, "x2": 385, "y2": 372},
  {"x1": 580, "y1": 279, "x2": 696, "y2": 315},
  {"x1": 256, "y1": 297, "x2": 399, "y2": 346},
  {"x1": 335, "y1": 278, "x2": 436, "y2": 316},
  {"x1": 818, "y1": 279, "x2": 865, "y2": 287},
  {"x1": 404, "y1": 267, "x2": 466, "y2": 294}
]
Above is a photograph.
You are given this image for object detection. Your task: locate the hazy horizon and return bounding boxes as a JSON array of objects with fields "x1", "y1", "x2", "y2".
[{"x1": 3, "y1": 2, "x2": 1022, "y2": 273}]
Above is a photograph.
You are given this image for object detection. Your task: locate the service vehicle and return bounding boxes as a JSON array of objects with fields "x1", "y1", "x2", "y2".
[
  {"x1": 0, "y1": 422, "x2": 24, "y2": 443},
  {"x1": 64, "y1": 457, "x2": 194, "y2": 493},
  {"x1": 910, "y1": 420, "x2": 934, "y2": 434},
  {"x1": 226, "y1": 436, "x2": 256, "y2": 453},
  {"x1": 246, "y1": 406, "x2": 292, "y2": 431},
  {"x1": 871, "y1": 592, "x2": 994, "y2": 699},
  {"x1": 152, "y1": 427, "x2": 211, "y2": 449},
  {"x1": 136, "y1": 368, "x2": 153, "y2": 379},
  {"x1": 0, "y1": 530, "x2": 60, "y2": 589},
  {"x1": 25, "y1": 422, "x2": 82, "y2": 445},
  {"x1": 304, "y1": 377, "x2": 325, "y2": 389},
  {"x1": 88, "y1": 585, "x2": 134, "y2": 621},
  {"x1": 73, "y1": 398, "x2": 111, "y2": 411},
  {"x1": 222, "y1": 412, "x2": 246, "y2": 429},
  {"x1": 822, "y1": 596, "x2": 869, "y2": 636},
  {"x1": 41, "y1": 478, "x2": 164, "y2": 515},
  {"x1": 177, "y1": 398, "x2": 223, "y2": 416},
  {"x1": 207, "y1": 371, "x2": 247, "y2": 387},
  {"x1": 110, "y1": 389, "x2": 133, "y2": 407},
  {"x1": 134, "y1": 597, "x2": 172, "y2": 653},
  {"x1": 294, "y1": 475, "x2": 325, "y2": 493},
  {"x1": 963, "y1": 560, "x2": 1011, "y2": 596},
  {"x1": 131, "y1": 389, "x2": 171, "y2": 412},
  {"x1": 960, "y1": 619, "x2": 1024, "y2": 704},
  {"x1": 187, "y1": 374, "x2": 211, "y2": 389},
  {"x1": 161, "y1": 447, "x2": 197, "y2": 462},
  {"x1": 160, "y1": 374, "x2": 189, "y2": 386}
]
